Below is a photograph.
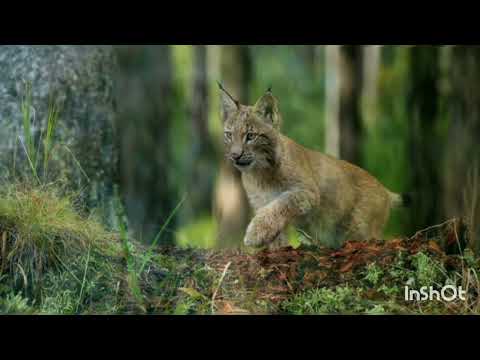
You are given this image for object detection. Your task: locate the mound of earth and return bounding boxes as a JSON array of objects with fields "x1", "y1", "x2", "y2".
[{"x1": 204, "y1": 218, "x2": 475, "y2": 314}]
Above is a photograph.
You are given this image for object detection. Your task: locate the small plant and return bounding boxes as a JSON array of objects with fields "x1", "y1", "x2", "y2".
[
  {"x1": 0, "y1": 292, "x2": 35, "y2": 314},
  {"x1": 0, "y1": 183, "x2": 119, "y2": 298},
  {"x1": 412, "y1": 252, "x2": 446, "y2": 288},
  {"x1": 113, "y1": 192, "x2": 145, "y2": 310},
  {"x1": 19, "y1": 82, "x2": 61, "y2": 184},
  {"x1": 365, "y1": 304, "x2": 387, "y2": 315},
  {"x1": 363, "y1": 262, "x2": 384, "y2": 286},
  {"x1": 40, "y1": 289, "x2": 76, "y2": 314},
  {"x1": 463, "y1": 164, "x2": 480, "y2": 253},
  {"x1": 281, "y1": 286, "x2": 368, "y2": 314}
]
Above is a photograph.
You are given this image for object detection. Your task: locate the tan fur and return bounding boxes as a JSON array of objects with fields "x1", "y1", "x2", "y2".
[{"x1": 219, "y1": 86, "x2": 403, "y2": 249}]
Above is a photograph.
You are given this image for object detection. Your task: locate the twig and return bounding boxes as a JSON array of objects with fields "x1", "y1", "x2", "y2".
[
  {"x1": 76, "y1": 245, "x2": 92, "y2": 313},
  {"x1": 16, "y1": 263, "x2": 28, "y2": 289},
  {"x1": 453, "y1": 221, "x2": 466, "y2": 278},
  {"x1": 296, "y1": 228, "x2": 313, "y2": 241},
  {"x1": 470, "y1": 268, "x2": 480, "y2": 312},
  {"x1": 211, "y1": 261, "x2": 232, "y2": 314},
  {"x1": 1, "y1": 231, "x2": 6, "y2": 274},
  {"x1": 409, "y1": 218, "x2": 457, "y2": 240}
]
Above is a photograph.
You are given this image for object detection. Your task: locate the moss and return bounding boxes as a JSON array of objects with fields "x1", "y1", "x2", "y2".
[
  {"x1": 412, "y1": 252, "x2": 446, "y2": 288},
  {"x1": 281, "y1": 286, "x2": 370, "y2": 314},
  {"x1": 363, "y1": 262, "x2": 384, "y2": 286}
]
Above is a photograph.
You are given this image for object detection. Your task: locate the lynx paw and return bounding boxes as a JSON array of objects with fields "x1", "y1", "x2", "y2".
[{"x1": 243, "y1": 216, "x2": 277, "y2": 247}]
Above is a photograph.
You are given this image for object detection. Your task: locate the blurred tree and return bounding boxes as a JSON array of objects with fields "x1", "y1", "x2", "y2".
[
  {"x1": 115, "y1": 45, "x2": 176, "y2": 244},
  {"x1": 406, "y1": 45, "x2": 442, "y2": 230},
  {"x1": 325, "y1": 45, "x2": 364, "y2": 165},
  {"x1": 182, "y1": 45, "x2": 216, "y2": 223},
  {"x1": 213, "y1": 45, "x2": 252, "y2": 248},
  {"x1": 362, "y1": 45, "x2": 381, "y2": 126},
  {"x1": 444, "y1": 46, "x2": 480, "y2": 250},
  {"x1": 325, "y1": 45, "x2": 341, "y2": 158},
  {"x1": 296, "y1": 45, "x2": 319, "y2": 75}
]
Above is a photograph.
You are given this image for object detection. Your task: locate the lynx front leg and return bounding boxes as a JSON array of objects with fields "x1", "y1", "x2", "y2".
[
  {"x1": 267, "y1": 232, "x2": 290, "y2": 251},
  {"x1": 244, "y1": 191, "x2": 313, "y2": 247}
]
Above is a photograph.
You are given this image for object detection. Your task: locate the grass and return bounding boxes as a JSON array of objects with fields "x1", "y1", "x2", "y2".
[
  {"x1": 281, "y1": 286, "x2": 373, "y2": 315},
  {"x1": 0, "y1": 85, "x2": 126, "y2": 312},
  {"x1": 176, "y1": 216, "x2": 218, "y2": 249},
  {"x1": 0, "y1": 183, "x2": 120, "y2": 298},
  {"x1": 1, "y1": 185, "x2": 480, "y2": 315},
  {"x1": 0, "y1": 183, "x2": 215, "y2": 314},
  {"x1": 0, "y1": 85, "x2": 217, "y2": 314},
  {"x1": 19, "y1": 82, "x2": 61, "y2": 184}
]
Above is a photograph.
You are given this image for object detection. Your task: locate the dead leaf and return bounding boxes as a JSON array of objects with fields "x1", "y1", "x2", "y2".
[
  {"x1": 216, "y1": 301, "x2": 250, "y2": 315},
  {"x1": 428, "y1": 240, "x2": 442, "y2": 254},
  {"x1": 278, "y1": 271, "x2": 288, "y2": 281},
  {"x1": 304, "y1": 271, "x2": 328, "y2": 286},
  {"x1": 340, "y1": 261, "x2": 354, "y2": 273}
]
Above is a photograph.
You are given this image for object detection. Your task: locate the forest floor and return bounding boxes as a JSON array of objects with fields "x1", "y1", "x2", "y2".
[
  {"x1": 1, "y1": 185, "x2": 479, "y2": 315},
  {"x1": 205, "y1": 222, "x2": 478, "y2": 315}
]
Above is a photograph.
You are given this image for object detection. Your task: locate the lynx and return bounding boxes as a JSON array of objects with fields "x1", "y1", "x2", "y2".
[{"x1": 219, "y1": 84, "x2": 409, "y2": 249}]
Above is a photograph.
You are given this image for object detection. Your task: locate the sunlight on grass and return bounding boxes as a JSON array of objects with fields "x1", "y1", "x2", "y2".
[{"x1": 176, "y1": 216, "x2": 218, "y2": 249}]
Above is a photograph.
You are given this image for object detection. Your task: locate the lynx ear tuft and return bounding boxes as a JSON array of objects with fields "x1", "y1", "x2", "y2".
[
  {"x1": 218, "y1": 81, "x2": 240, "y2": 121},
  {"x1": 254, "y1": 90, "x2": 281, "y2": 129}
]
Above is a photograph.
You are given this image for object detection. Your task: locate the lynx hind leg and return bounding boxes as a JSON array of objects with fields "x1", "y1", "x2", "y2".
[
  {"x1": 360, "y1": 198, "x2": 391, "y2": 242},
  {"x1": 266, "y1": 232, "x2": 289, "y2": 251},
  {"x1": 343, "y1": 215, "x2": 385, "y2": 243}
]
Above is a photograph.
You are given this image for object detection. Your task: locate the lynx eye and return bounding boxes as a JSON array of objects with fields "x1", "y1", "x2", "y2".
[
  {"x1": 245, "y1": 133, "x2": 256, "y2": 143},
  {"x1": 224, "y1": 131, "x2": 232, "y2": 142}
]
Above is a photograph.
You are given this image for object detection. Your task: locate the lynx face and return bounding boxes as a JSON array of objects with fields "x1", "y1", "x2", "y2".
[{"x1": 220, "y1": 86, "x2": 281, "y2": 172}]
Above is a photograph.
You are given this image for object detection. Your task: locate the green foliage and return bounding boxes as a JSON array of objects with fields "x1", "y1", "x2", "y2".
[
  {"x1": 37, "y1": 249, "x2": 123, "y2": 314},
  {"x1": 281, "y1": 286, "x2": 370, "y2": 314},
  {"x1": 0, "y1": 292, "x2": 35, "y2": 314},
  {"x1": 20, "y1": 82, "x2": 37, "y2": 181},
  {"x1": 364, "y1": 46, "x2": 412, "y2": 238},
  {"x1": 148, "y1": 253, "x2": 215, "y2": 315},
  {"x1": 18, "y1": 82, "x2": 62, "y2": 184},
  {"x1": 176, "y1": 216, "x2": 218, "y2": 249},
  {"x1": 251, "y1": 46, "x2": 325, "y2": 152},
  {"x1": 412, "y1": 252, "x2": 446, "y2": 288},
  {"x1": 363, "y1": 262, "x2": 384, "y2": 286},
  {"x1": 0, "y1": 184, "x2": 119, "y2": 297}
]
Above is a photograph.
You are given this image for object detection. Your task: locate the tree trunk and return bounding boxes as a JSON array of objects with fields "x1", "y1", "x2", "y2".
[
  {"x1": 325, "y1": 45, "x2": 341, "y2": 158},
  {"x1": 0, "y1": 45, "x2": 118, "y2": 224},
  {"x1": 362, "y1": 45, "x2": 381, "y2": 127},
  {"x1": 325, "y1": 45, "x2": 364, "y2": 165},
  {"x1": 407, "y1": 45, "x2": 442, "y2": 231},
  {"x1": 296, "y1": 45, "x2": 319, "y2": 75},
  {"x1": 444, "y1": 46, "x2": 480, "y2": 251},
  {"x1": 115, "y1": 45, "x2": 176, "y2": 245},
  {"x1": 182, "y1": 45, "x2": 216, "y2": 224},
  {"x1": 213, "y1": 45, "x2": 252, "y2": 248}
]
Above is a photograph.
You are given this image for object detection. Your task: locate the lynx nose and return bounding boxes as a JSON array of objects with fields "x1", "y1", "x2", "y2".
[{"x1": 231, "y1": 151, "x2": 243, "y2": 161}]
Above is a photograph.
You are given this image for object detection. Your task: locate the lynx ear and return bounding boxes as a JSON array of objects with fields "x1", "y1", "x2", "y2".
[
  {"x1": 218, "y1": 81, "x2": 239, "y2": 121},
  {"x1": 254, "y1": 88, "x2": 281, "y2": 129}
]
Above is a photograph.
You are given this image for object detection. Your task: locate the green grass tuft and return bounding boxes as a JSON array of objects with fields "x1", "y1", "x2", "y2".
[{"x1": 0, "y1": 183, "x2": 120, "y2": 297}]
